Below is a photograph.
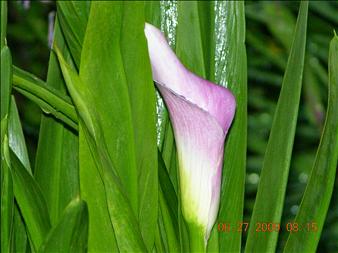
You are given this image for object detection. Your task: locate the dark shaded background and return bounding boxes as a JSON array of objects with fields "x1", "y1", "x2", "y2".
[{"x1": 7, "y1": 1, "x2": 338, "y2": 252}]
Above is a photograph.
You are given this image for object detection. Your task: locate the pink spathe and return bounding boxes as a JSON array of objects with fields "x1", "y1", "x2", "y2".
[{"x1": 145, "y1": 23, "x2": 236, "y2": 241}]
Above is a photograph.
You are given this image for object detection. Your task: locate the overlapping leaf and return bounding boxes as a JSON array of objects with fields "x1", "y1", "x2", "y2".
[
  {"x1": 39, "y1": 199, "x2": 88, "y2": 253},
  {"x1": 56, "y1": 45, "x2": 146, "y2": 252},
  {"x1": 34, "y1": 17, "x2": 79, "y2": 226}
]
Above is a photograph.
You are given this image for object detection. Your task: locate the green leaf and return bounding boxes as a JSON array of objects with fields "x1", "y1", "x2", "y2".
[
  {"x1": 176, "y1": 1, "x2": 207, "y2": 78},
  {"x1": 10, "y1": 149, "x2": 51, "y2": 252},
  {"x1": 155, "y1": 219, "x2": 167, "y2": 253},
  {"x1": 120, "y1": 2, "x2": 158, "y2": 250},
  {"x1": 78, "y1": 136, "x2": 119, "y2": 252},
  {"x1": 57, "y1": 1, "x2": 90, "y2": 69},
  {"x1": 12, "y1": 66, "x2": 78, "y2": 130},
  {"x1": 56, "y1": 46, "x2": 146, "y2": 252},
  {"x1": 9, "y1": 98, "x2": 31, "y2": 172},
  {"x1": 245, "y1": 2, "x2": 308, "y2": 252},
  {"x1": 283, "y1": 34, "x2": 338, "y2": 253},
  {"x1": 1, "y1": 45, "x2": 14, "y2": 253},
  {"x1": 34, "y1": 17, "x2": 79, "y2": 226},
  {"x1": 1, "y1": 46, "x2": 12, "y2": 120},
  {"x1": 55, "y1": 2, "x2": 117, "y2": 246},
  {"x1": 1, "y1": 133, "x2": 14, "y2": 253},
  {"x1": 4, "y1": 43, "x2": 31, "y2": 252},
  {"x1": 80, "y1": 1, "x2": 138, "y2": 213},
  {"x1": 197, "y1": 1, "x2": 215, "y2": 81},
  {"x1": 39, "y1": 199, "x2": 88, "y2": 253},
  {"x1": 8, "y1": 99, "x2": 31, "y2": 253},
  {"x1": 211, "y1": 2, "x2": 247, "y2": 253},
  {"x1": 145, "y1": 1, "x2": 161, "y2": 28},
  {"x1": 158, "y1": 151, "x2": 180, "y2": 252},
  {"x1": 67, "y1": 2, "x2": 143, "y2": 251},
  {"x1": 55, "y1": 46, "x2": 118, "y2": 252},
  {"x1": 11, "y1": 205, "x2": 28, "y2": 253}
]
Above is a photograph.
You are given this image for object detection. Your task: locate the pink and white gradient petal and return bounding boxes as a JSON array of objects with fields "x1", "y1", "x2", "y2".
[{"x1": 145, "y1": 23, "x2": 236, "y2": 242}]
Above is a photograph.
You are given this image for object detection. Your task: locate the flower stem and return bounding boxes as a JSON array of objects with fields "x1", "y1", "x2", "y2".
[{"x1": 187, "y1": 222, "x2": 206, "y2": 253}]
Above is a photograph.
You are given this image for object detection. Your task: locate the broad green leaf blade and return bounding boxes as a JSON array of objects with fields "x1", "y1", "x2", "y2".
[
  {"x1": 34, "y1": 18, "x2": 79, "y2": 226},
  {"x1": 210, "y1": 2, "x2": 247, "y2": 252},
  {"x1": 56, "y1": 2, "x2": 116, "y2": 247},
  {"x1": 245, "y1": 2, "x2": 308, "y2": 252},
  {"x1": 176, "y1": 1, "x2": 206, "y2": 78},
  {"x1": 283, "y1": 34, "x2": 338, "y2": 253},
  {"x1": 72, "y1": 2, "x2": 139, "y2": 251},
  {"x1": 56, "y1": 48, "x2": 146, "y2": 252},
  {"x1": 120, "y1": 2, "x2": 157, "y2": 250},
  {"x1": 12, "y1": 66, "x2": 78, "y2": 129},
  {"x1": 145, "y1": 1, "x2": 161, "y2": 28},
  {"x1": 80, "y1": 1, "x2": 138, "y2": 213},
  {"x1": 9, "y1": 150, "x2": 51, "y2": 252},
  {"x1": 39, "y1": 199, "x2": 88, "y2": 253},
  {"x1": 55, "y1": 49, "x2": 118, "y2": 252},
  {"x1": 79, "y1": 137, "x2": 119, "y2": 252},
  {"x1": 57, "y1": 1, "x2": 90, "y2": 69}
]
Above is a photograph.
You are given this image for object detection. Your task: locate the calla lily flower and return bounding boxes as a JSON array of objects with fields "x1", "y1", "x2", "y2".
[{"x1": 145, "y1": 23, "x2": 236, "y2": 249}]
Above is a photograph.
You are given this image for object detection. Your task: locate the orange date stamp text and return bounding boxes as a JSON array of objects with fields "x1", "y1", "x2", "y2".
[{"x1": 217, "y1": 221, "x2": 318, "y2": 233}]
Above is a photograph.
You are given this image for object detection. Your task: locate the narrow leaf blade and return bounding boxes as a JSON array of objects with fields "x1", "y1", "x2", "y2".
[
  {"x1": 245, "y1": 2, "x2": 309, "y2": 252},
  {"x1": 283, "y1": 34, "x2": 338, "y2": 253},
  {"x1": 10, "y1": 150, "x2": 51, "y2": 251}
]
